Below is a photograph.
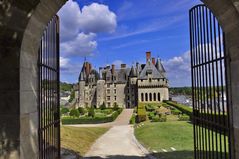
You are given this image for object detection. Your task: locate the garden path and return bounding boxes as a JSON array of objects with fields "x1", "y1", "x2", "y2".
[{"x1": 83, "y1": 109, "x2": 150, "y2": 158}]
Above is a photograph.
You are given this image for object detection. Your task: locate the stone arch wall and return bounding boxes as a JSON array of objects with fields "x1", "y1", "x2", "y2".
[{"x1": 0, "y1": 0, "x2": 239, "y2": 158}]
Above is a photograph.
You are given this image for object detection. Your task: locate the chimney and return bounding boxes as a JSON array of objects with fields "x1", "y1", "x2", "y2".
[
  {"x1": 152, "y1": 58, "x2": 156, "y2": 65},
  {"x1": 111, "y1": 64, "x2": 115, "y2": 74},
  {"x1": 121, "y1": 64, "x2": 126, "y2": 69},
  {"x1": 85, "y1": 62, "x2": 90, "y2": 76},
  {"x1": 146, "y1": 51, "x2": 151, "y2": 62}
]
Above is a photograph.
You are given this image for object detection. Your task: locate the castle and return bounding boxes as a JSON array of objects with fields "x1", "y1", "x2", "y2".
[{"x1": 78, "y1": 52, "x2": 169, "y2": 108}]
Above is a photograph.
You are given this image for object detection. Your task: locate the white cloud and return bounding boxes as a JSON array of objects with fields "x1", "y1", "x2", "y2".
[
  {"x1": 60, "y1": 57, "x2": 70, "y2": 67},
  {"x1": 79, "y1": 3, "x2": 117, "y2": 33},
  {"x1": 61, "y1": 32, "x2": 97, "y2": 57},
  {"x1": 58, "y1": 0, "x2": 117, "y2": 41},
  {"x1": 163, "y1": 51, "x2": 191, "y2": 87}
]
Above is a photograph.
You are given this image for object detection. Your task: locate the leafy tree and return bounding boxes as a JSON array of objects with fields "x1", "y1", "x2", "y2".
[
  {"x1": 61, "y1": 107, "x2": 69, "y2": 116},
  {"x1": 113, "y1": 102, "x2": 119, "y2": 111},
  {"x1": 69, "y1": 109, "x2": 80, "y2": 118},
  {"x1": 68, "y1": 91, "x2": 75, "y2": 103},
  {"x1": 60, "y1": 82, "x2": 73, "y2": 92},
  {"x1": 78, "y1": 107, "x2": 86, "y2": 115},
  {"x1": 99, "y1": 102, "x2": 106, "y2": 110},
  {"x1": 88, "y1": 107, "x2": 95, "y2": 118}
]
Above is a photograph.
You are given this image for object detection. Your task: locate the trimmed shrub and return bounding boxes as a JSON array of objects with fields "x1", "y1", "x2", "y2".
[
  {"x1": 61, "y1": 107, "x2": 69, "y2": 115},
  {"x1": 164, "y1": 101, "x2": 192, "y2": 116},
  {"x1": 88, "y1": 107, "x2": 95, "y2": 118},
  {"x1": 78, "y1": 107, "x2": 86, "y2": 115},
  {"x1": 99, "y1": 102, "x2": 106, "y2": 110},
  {"x1": 148, "y1": 112, "x2": 156, "y2": 120},
  {"x1": 100, "y1": 109, "x2": 113, "y2": 115},
  {"x1": 146, "y1": 104, "x2": 157, "y2": 112},
  {"x1": 69, "y1": 109, "x2": 80, "y2": 118},
  {"x1": 136, "y1": 107, "x2": 147, "y2": 123},
  {"x1": 178, "y1": 114, "x2": 190, "y2": 121},
  {"x1": 152, "y1": 114, "x2": 167, "y2": 122},
  {"x1": 171, "y1": 109, "x2": 181, "y2": 115},
  {"x1": 113, "y1": 102, "x2": 119, "y2": 111},
  {"x1": 130, "y1": 113, "x2": 136, "y2": 124}
]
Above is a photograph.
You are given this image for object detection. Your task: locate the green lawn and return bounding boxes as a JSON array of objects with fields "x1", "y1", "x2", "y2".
[
  {"x1": 135, "y1": 121, "x2": 194, "y2": 159},
  {"x1": 61, "y1": 126, "x2": 109, "y2": 156}
]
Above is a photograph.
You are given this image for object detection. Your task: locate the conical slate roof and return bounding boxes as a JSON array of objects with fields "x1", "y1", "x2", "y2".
[
  {"x1": 79, "y1": 65, "x2": 86, "y2": 81},
  {"x1": 156, "y1": 58, "x2": 166, "y2": 73},
  {"x1": 129, "y1": 65, "x2": 137, "y2": 77}
]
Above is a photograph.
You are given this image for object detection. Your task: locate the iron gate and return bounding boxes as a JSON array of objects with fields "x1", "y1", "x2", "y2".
[
  {"x1": 38, "y1": 15, "x2": 60, "y2": 159},
  {"x1": 189, "y1": 5, "x2": 231, "y2": 159}
]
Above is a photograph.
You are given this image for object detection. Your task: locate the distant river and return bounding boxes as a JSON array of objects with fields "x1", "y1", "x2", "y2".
[{"x1": 171, "y1": 95, "x2": 192, "y2": 107}]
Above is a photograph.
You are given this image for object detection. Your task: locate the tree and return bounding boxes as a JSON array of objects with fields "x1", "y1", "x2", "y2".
[
  {"x1": 61, "y1": 107, "x2": 69, "y2": 115},
  {"x1": 78, "y1": 107, "x2": 86, "y2": 115},
  {"x1": 99, "y1": 102, "x2": 106, "y2": 110},
  {"x1": 88, "y1": 107, "x2": 95, "y2": 118},
  {"x1": 69, "y1": 109, "x2": 80, "y2": 118},
  {"x1": 113, "y1": 102, "x2": 119, "y2": 111},
  {"x1": 68, "y1": 91, "x2": 75, "y2": 103}
]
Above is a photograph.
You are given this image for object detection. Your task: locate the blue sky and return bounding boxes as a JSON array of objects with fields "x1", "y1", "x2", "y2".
[{"x1": 58, "y1": 0, "x2": 202, "y2": 86}]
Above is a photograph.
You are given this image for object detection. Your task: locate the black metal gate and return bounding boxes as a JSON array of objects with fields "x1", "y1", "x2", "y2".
[
  {"x1": 38, "y1": 15, "x2": 60, "y2": 159},
  {"x1": 189, "y1": 5, "x2": 231, "y2": 159}
]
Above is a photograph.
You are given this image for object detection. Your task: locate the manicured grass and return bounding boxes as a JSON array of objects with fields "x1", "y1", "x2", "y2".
[
  {"x1": 135, "y1": 121, "x2": 194, "y2": 159},
  {"x1": 61, "y1": 126, "x2": 109, "y2": 156}
]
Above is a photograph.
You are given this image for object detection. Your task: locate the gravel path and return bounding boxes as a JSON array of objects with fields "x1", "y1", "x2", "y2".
[{"x1": 81, "y1": 109, "x2": 149, "y2": 158}]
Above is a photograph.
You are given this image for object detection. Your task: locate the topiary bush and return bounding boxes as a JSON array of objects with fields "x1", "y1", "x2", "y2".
[
  {"x1": 69, "y1": 109, "x2": 80, "y2": 118},
  {"x1": 171, "y1": 109, "x2": 181, "y2": 115},
  {"x1": 152, "y1": 114, "x2": 167, "y2": 122},
  {"x1": 78, "y1": 107, "x2": 86, "y2": 115},
  {"x1": 113, "y1": 102, "x2": 119, "y2": 111},
  {"x1": 99, "y1": 102, "x2": 106, "y2": 110},
  {"x1": 136, "y1": 106, "x2": 147, "y2": 123},
  {"x1": 178, "y1": 114, "x2": 190, "y2": 121},
  {"x1": 130, "y1": 113, "x2": 136, "y2": 124},
  {"x1": 88, "y1": 107, "x2": 95, "y2": 118},
  {"x1": 61, "y1": 107, "x2": 69, "y2": 116}
]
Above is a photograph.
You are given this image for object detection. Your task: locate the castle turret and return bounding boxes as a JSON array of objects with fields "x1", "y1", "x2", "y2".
[{"x1": 156, "y1": 58, "x2": 166, "y2": 77}]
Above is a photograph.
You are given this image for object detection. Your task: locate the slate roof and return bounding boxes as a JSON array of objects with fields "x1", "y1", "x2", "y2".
[
  {"x1": 139, "y1": 60, "x2": 164, "y2": 79},
  {"x1": 156, "y1": 58, "x2": 166, "y2": 73}
]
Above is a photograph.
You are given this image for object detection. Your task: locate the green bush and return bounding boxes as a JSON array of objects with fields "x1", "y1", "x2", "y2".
[
  {"x1": 130, "y1": 113, "x2": 136, "y2": 124},
  {"x1": 178, "y1": 114, "x2": 190, "y2": 121},
  {"x1": 113, "y1": 102, "x2": 119, "y2": 111},
  {"x1": 61, "y1": 107, "x2": 69, "y2": 115},
  {"x1": 88, "y1": 107, "x2": 95, "y2": 118},
  {"x1": 148, "y1": 112, "x2": 156, "y2": 120},
  {"x1": 100, "y1": 109, "x2": 113, "y2": 115},
  {"x1": 99, "y1": 102, "x2": 106, "y2": 110},
  {"x1": 78, "y1": 107, "x2": 86, "y2": 115},
  {"x1": 117, "y1": 108, "x2": 123, "y2": 114},
  {"x1": 69, "y1": 109, "x2": 80, "y2": 118},
  {"x1": 68, "y1": 91, "x2": 75, "y2": 103},
  {"x1": 152, "y1": 114, "x2": 167, "y2": 122},
  {"x1": 164, "y1": 101, "x2": 192, "y2": 116},
  {"x1": 136, "y1": 107, "x2": 147, "y2": 123},
  {"x1": 171, "y1": 109, "x2": 181, "y2": 115},
  {"x1": 145, "y1": 104, "x2": 157, "y2": 112}
]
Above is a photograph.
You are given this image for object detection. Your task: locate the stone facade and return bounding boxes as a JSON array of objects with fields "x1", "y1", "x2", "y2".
[{"x1": 78, "y1": 52, "x2": 169, "y2": 108}]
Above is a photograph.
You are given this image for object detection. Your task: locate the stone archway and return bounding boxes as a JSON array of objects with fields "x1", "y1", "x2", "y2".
[{"x1": 0, "y1": 0, "x2": 239, "y2": 158}]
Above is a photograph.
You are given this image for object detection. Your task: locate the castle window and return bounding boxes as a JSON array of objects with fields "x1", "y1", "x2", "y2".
[
  {"x1": 107, "y1": 102, "x2": 111, "y2": 107},
  {"x1": 114, "y1": 89, "x2": 116, "y2": 94},
  {"x1": 107, "y1": 89, "x2": 110, "y2": 94},
  {"x1": 145, "y1": 93, "x2": 148, "y2": 101},
  {"x1": 114, "y1": 96, "x2": 116, "y2": 101},
  {"x1": 158, "y1": 93, "x2": 161, "y2": 101},
  {"x1": 149, "y1": 78, "x2": 152, "y2": 82},
  {"x1": 141, "y1": 79, "x2": 143, "y2": 82},
  {"x1": 141, "y1": 93, "x2": 144, "y2": 102},
  {"x1": 149, "y1": 93, "x2": 152, "y2": 101},
  {"x1": 107, "y1": 96, "x2": 110, "y2": 100},
  {"x1": 158, "y1": 79, "x2": 160, "y2": 82},
  {"x1": 114, "y1": 84, "x2": 116, "y2": 87},
  {"x1": 107, "y1": 83, "x2": 110, "y2": 88},
  {"x1": 154, "y1": 93, "x2": 156, "y2": 101}
]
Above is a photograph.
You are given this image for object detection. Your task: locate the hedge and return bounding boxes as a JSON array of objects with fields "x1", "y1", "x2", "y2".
[
  {"x1": 152, "y1": 115, "x2": 167, "y2": 122},
  {"x1": 62, "y1": 109, "x2": 122, "y2": 125},
  {"x1": 136, "y1": 105, "x2": 147, "y2": 123},
  {"x1": 129, "y1": 113, "x2": 136, "y2": 124},
  {"x1": 164, "y1": 101, "x2": 193, "y2": 116},
  {"x1": 178, "y1": 114, "x2": 190, "y2": 121}
]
